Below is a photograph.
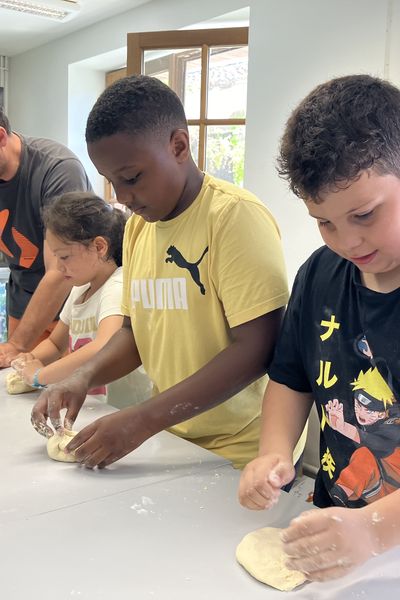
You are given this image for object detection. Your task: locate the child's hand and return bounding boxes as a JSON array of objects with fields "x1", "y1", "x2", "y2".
[
  {"x1": 282, "y1": 506, "x2": 376, "y2": 581},
  {"x1": 21, "y1": 358, "x2": 43, "y2": 385},
  {"x1": 238, "y1": 454, "x2": 295, "y2": 510},
  {"x1": 31, "y1": 371, "x2": 89, "y2": 437},
  {"x1": 10, "y1": 352, "x2": 35, "y2": 374},
  {"x1": 64, "y1": 406, "x2": 156, "y2": 468}
]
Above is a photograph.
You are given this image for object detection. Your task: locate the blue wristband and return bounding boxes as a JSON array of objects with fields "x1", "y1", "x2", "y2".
[{"x1": 32, "y1": 368, "x2": 47, "y2": 389}]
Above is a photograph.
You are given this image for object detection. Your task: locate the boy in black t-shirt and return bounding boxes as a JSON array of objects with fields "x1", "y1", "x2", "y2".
[{"x1": 239, "y1": 74, "x2": 400, "y2": 581}]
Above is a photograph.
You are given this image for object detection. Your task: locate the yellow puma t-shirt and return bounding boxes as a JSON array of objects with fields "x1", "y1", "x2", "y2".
[{"x1": 122, "y1": 174, "x2": 307, "y2": 468}]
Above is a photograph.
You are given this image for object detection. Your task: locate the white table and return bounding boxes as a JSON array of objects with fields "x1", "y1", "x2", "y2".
[
  {"x1": 1, "y1": 369, "x2": 399, "y2": 599},
  {"x1": 0, "y1": 369, "x2": 229, "y2": 524}
]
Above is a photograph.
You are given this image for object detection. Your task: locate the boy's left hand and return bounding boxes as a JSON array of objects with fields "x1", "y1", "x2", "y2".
[{"x1": 281, "y1": 506, "x2": 376, "y2": 581}]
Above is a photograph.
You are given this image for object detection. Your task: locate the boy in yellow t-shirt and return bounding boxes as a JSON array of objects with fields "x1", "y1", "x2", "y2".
[{"x1": 31, "y1": 75, "x2": 307, "y2": 470}]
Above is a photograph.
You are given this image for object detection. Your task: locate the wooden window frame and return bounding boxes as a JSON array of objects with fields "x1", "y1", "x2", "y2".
[{"x1": 126, "y1": 28, "x2": 248, "y2": 170}]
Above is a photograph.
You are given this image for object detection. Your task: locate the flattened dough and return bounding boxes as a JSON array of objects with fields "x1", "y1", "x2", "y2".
[
  {"x1": 47, "y1": 430, "x2": 78, "y2": 463},
  {"x1": 6, "y1": 371, "x2": 36, "y2": 394},
  {"x1": 236, "y1": 526, "x2": 307, "y2": 591}
]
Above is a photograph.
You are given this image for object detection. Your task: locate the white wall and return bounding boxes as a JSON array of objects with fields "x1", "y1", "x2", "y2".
[
  {"x1": 8, "y1": 0, "x2": 246, "y2": 140},
  {"x1": 67, "y1": 65, "x2": 105, "y2": 194},
  {"x1": 244, "y1": 0, "x2": 389, "y2": 281},
  {"x1": 8, "y1": 0, "x2": 400, "y2": 282}
]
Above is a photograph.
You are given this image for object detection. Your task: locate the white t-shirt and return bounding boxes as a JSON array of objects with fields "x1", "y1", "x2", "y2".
[{"x1": 60, "y1": 267, "x2": 134, "y2": 404}]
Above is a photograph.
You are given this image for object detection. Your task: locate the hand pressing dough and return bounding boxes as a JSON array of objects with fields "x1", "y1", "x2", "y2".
[
  {"x1": 47, "y1": 430, "x2": 78, "y2": 463},
  {"x1": 236, "y1": 526, "x2": 307, "y2": 591},
  {"x1": 6, "y1": 371, "x2": 36, "y2": 394}
]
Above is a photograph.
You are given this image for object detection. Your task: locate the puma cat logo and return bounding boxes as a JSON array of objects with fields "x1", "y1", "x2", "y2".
[{"x1": 165, "y1": 245, "x2": 209, "y2": 295}]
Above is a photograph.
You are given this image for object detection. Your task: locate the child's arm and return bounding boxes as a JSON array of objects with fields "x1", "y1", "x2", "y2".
[
  {"x1": 23, "y1": 315, "x2": 123, "y2": 386},
  {"x1": 30, "y1": 320, "x2": 69, "y2": 364},
  {"x1": 10, "y1": 320, "x2": 69, "y2": 375},
  {"x1": 43, "y1": 307, "x2": 284, "y2": 465},
  {"x1": 31, "y1": 316, "x2": 140, "y2": 437},
  {"x1": 282, "y1": 489, "x2": 400, "y2": 581},
  {"x1": 238, "y1": 380, "x2": 313, "y2": 509}
]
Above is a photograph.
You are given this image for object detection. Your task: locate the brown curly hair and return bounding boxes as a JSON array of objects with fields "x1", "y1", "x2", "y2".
[{"x1": 277, "y1": 74, "x2": 400, "y2": 201}]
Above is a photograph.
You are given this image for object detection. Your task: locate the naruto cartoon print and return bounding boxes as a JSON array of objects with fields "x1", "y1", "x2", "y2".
[{"x1": 325, "y1": 364, "x2": 400, "y2": 506}]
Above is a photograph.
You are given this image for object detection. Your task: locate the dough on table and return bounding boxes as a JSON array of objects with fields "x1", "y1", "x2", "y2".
[
  {"x1": 6, "y1": 370, "x2": 36, "y2": 394},
  {"x1": 47, "y1": 430, "x2": 78, "y2": 463},
  {"x1": 236, "y1": 526, "x2": 307, "y2": 592}
]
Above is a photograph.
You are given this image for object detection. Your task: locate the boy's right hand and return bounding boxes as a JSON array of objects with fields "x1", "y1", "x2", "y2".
[
  {"x1": 238, "y1": 454, "x2": 295, "y2": 510},
  {"x1": 30, "y1": 372, "x2": 90, "y2": 438}
]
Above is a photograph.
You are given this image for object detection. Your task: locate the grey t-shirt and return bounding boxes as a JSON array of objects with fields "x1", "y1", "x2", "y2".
[{"x1": 0, "y1": 134, "x2": 92, "y2": 318}]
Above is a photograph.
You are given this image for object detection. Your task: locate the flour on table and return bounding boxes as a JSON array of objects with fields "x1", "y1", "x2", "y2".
[
  {"x1": 6, "y1": 371, "x2": 36, "y2": 394},
  {"x1": 47, "y1": 430, "x2": 78, "y2": 463},
  {"x1": 236, "y1": 526, "x2": 307, "y2": 591}
]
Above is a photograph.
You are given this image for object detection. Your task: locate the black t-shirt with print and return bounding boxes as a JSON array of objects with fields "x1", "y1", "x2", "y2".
[{"x1": 269, "y1": 246, "x2": 400, "y2": 508}]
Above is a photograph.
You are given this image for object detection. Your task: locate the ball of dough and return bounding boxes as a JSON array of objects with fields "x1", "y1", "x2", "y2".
[
  {"x1": 47, "y1": 430, "x2": 78, "y2": 463},
  {"x1": 6, "y1": 370, "x2": 36, "y2": 395},
  {"x1": 236, "y1": 526, "x2": 307, "y2": 591}
]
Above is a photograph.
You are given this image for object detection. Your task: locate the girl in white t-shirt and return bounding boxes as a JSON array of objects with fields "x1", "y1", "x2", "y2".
[{"x1": 11, "y1": 191, "x2": 129, "y2": 401}]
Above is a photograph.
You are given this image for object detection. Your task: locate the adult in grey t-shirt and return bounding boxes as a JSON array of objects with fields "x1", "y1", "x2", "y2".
[{"x1": 0, "y1": 107, "x2": 92, "y2": 366}]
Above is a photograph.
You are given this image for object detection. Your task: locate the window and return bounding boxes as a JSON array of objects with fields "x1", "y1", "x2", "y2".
[{"x1": 127, "y1": 28, "x2": 248, "y2": 185}]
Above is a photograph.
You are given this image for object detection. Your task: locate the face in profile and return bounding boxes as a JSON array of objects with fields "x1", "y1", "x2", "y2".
[
  {"x1": 46, "y1": 229, "x2": 103, "y2": 287},
  {"x1": 88, "y1": 130, "x2": 191, "y2": 223}
]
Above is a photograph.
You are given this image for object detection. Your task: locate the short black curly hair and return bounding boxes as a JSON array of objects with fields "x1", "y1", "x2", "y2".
[
  {"x1": 277, "y1": 74, "x2": 400, "y2": 201},
  {"x1": 85, "y1": 74, "x2": 188, "y2": 143}
]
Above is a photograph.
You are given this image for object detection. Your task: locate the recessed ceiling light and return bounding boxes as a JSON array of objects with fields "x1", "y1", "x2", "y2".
[{"x1": 0, "y1": 0, "x2": 80, "y2": 21}]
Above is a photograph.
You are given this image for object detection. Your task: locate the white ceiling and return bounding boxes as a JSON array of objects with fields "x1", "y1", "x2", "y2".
[{"x1": 0, "y1": 0, "x2": 151, "y2": 56}]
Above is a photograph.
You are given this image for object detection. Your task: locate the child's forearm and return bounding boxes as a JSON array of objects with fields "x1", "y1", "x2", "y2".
[
  {"x1": 31, "y1": 337, "x2": 63, "y2": 365},
  {"x1": 258, "y1": 380, "x2": 313, "y2": 458},
  {"x1": 136, "y1": 312, "x2": 281, "y2": 436},
  {"x1": 36, "y1": 337, "x2": 117, "y2": 385}
]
